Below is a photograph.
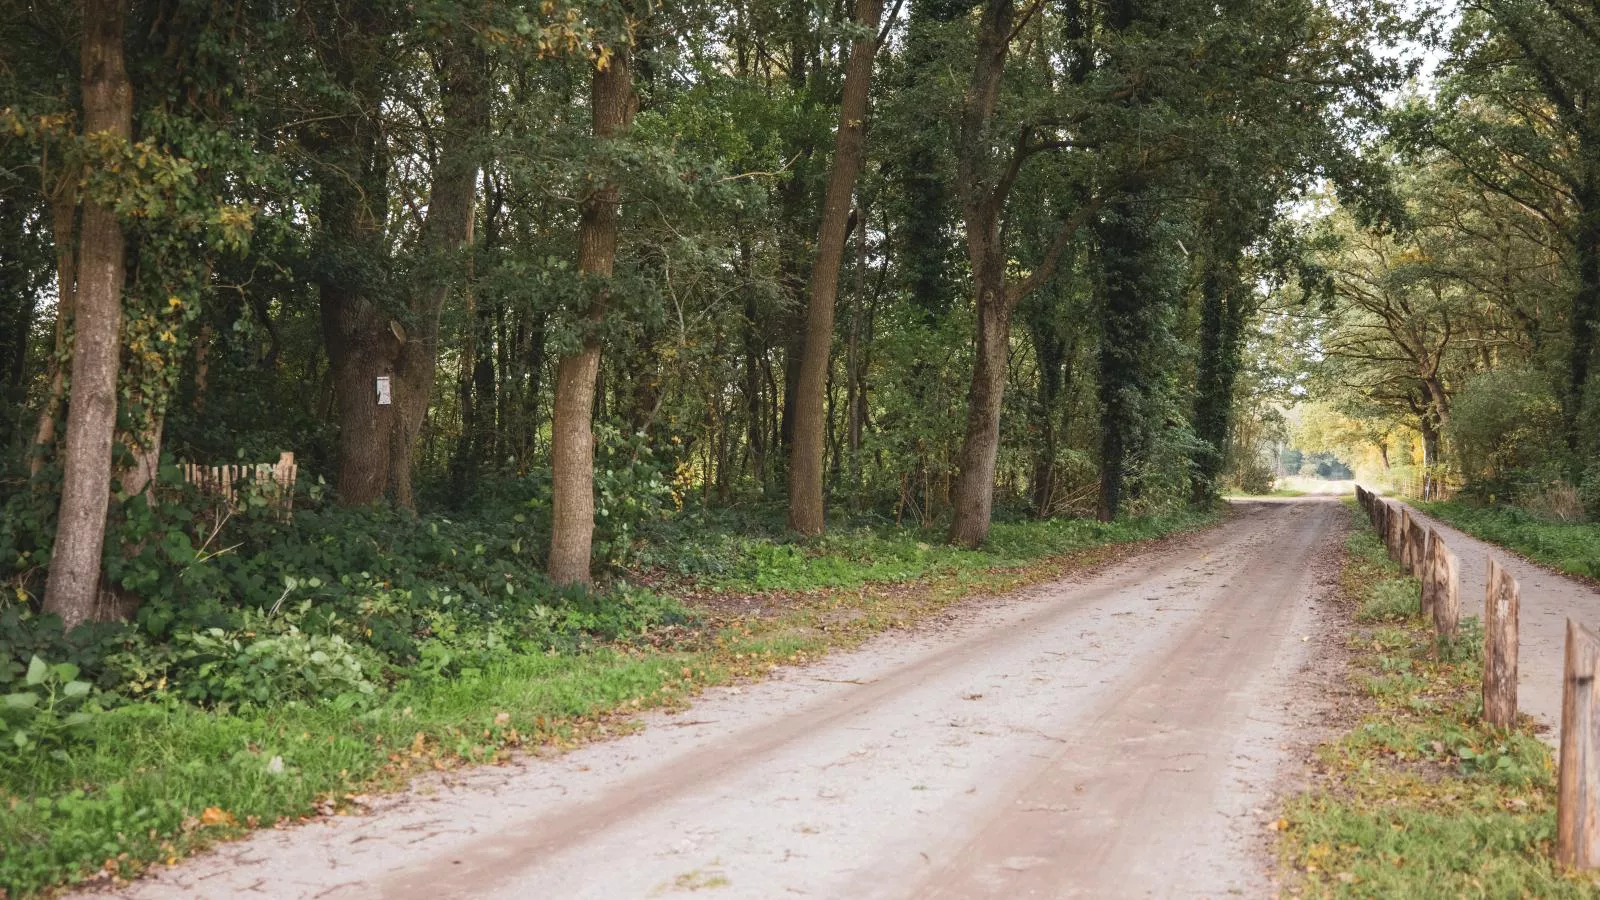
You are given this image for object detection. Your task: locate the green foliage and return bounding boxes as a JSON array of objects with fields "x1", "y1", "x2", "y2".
[
  {"x1": 1, "y1": 656, "x2": 102, "y2": 760},
  {"x1": 1357, "y1": 579, "x2": 1420, "y2": 623},
  {"x1": 167, "y1": 624, "x2": 376, "y2": 710},
  {"x1": 1448, "y1": 369, "x2": 1565, "y2": 485}
]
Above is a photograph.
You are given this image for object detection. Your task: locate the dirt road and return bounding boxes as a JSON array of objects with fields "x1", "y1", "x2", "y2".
[{"x1": 92, "y1": 499, "x2": 1344, "y2": 900}]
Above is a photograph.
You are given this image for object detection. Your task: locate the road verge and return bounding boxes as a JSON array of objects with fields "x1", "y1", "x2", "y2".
[{"x1": 1276, "y1": 504, "x2": 1586, "y2": 896}]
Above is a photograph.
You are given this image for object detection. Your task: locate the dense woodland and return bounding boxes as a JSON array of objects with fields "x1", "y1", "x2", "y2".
[
  {"x1": 6, "y1": 0, "x2": 1600, "y2": 890},
  {"x1": 0, "y1": 0, "x2": 1597, "y2": 752}
]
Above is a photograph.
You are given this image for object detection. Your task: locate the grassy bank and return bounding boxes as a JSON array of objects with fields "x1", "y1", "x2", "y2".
[
  {"x1": 1276, "y1": 506, "x2": 1585, "y2": 897},
  {"x1": 0, "y1": 507, "x2": 1216, "y2": 897},
  {"x1": 1419, "y1": 501, "x2": 1600, "y2": 581}
]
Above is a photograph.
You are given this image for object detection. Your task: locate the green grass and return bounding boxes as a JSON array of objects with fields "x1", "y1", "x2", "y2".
[
  {"x1": 633, "y1": 507, "x2": 1218, "y2": 593},
  {"x1": 0, "y1": 507, "x2": 1219, "y2": 897},
  {"x1": 1419, "y1": 500, "x2": 1600, "y2": 581},
  {"x1": 1276, "y1": 513, "x2": 1594, "y2": 897}
]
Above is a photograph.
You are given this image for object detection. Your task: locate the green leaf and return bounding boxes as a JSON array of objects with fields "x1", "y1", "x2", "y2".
[
  {"x1": 53, "y1": 662, "x2": 80, "y2": 683},
  {"x1": 63, "y1": 681, "x2": 91, "y2": 698},
  {"x1": 3, "y1": 692, "x2": 40, "y2": 709},
  {"x1": 25, "y1": 655, "x2": 47, "y2": 686}
]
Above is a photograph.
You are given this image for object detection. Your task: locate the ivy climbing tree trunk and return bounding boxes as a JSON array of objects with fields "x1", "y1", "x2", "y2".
[
  {"x1": 1189, "y1": 247, "x2": 1247, "y2": 504},
  {"x1": 787, "y1": 0, "x2": 885, "y2": 536},
  {"x1": 1567, "y1": 176, "x2": 1600, "y2": 460},
  {"x1": 43, "y1": 0, "x2": 131, "y2": 628},
  {"x1": 548, "y1": 46, "x2": 635, "y2": 587}
]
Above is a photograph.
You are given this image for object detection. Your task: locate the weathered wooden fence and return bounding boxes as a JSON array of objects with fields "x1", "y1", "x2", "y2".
[
  {"x1": 180, "y1": 451, "x2": 297, "y2": 518},
  {"x1": 1349, "y1": 486, "x2": 1600, "y2": 866}
]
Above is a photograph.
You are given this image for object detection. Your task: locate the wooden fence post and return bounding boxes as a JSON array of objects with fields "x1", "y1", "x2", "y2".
[
  {"x1": 1559, "y1": 619, "x2": 1600, "y2": 868},
  {"x1": 1484, "y1": 558, "x2": 1521, "y2": 728},
  {"x1": 1407, "y1": 517, "x2": 1428, "y2": 577},
  {"x1": 1389, "y1": 506, "x2": 1407, "y2": 563},
  {"x1": 1420, "y1": 528, "x2": 1438, "y2": 618},
  {"x1": 1430, "y1": 536, "x2": 1460, "y2": 641}
]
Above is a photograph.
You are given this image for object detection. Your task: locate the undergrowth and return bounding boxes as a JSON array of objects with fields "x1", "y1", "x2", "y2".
[
  {"x1": 1277, "y1": 504, "x2": 1593, "y2": 897},
  {"x1": 0, "y1": 502, "x2": 1219, "y2": 897}
]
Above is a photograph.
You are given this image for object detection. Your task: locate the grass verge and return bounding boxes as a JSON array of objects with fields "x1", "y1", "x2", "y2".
[
  {"x1": 1276, "y1": 503, "x2": 1592, "y2": 897},
  {"x1": 1, "y1": 508, "x2": 1217, "y2": 897},
  {"x1": 1419, "y1": 501, "x2": 1600, "y2": 582}
]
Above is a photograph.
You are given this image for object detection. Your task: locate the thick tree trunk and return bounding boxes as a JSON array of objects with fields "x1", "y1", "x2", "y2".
[
  {"x1": 43, "y1": 0, "x2": 132, "y2": 628},
  {"x1": 548, "y1": 48, "x2": 634, "y2": 587},
  {"x1": 787, "y1": 0, "x2": 884, "y2": 536},
  {"x1": 949, "y1": 274, "x2": 1012, "y2": 547},
  {"x1": 313, "y1": 4, "x2": 398, "y2": 506}
]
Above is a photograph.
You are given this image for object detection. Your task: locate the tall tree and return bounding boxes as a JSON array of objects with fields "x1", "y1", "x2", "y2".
[
  {"x1": 43, "y1": 0, "x2": 132, "y2": 627},
  {"x1": 548, "y1": 39, "x2": 637, "y2": 586},
  {"x1": 787, "y1": 0, "x2": 886, "y2": 536}
]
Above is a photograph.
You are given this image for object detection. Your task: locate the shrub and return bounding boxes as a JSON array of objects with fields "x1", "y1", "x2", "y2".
[
  {"x1": 1524, "y1": 480, "x2": 1586, "y2": 523},
  {"x1": 169, "y1": 624, "x2": 376, "y2": 709}
]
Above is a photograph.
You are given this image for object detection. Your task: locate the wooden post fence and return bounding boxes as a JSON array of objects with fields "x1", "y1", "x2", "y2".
[
  {"x1": 1427, "y1": 533, "x2": 1460, "y2": 641},
  {"x1": 1559, "y1": 619, "x2": 1600, "y2": 868},
  {"x1": 1485, "y1": 558, "x2": 1521, "y2": 728},
  {"x1": 180, "y1": 451, "x2": 297, "y2": 518}
]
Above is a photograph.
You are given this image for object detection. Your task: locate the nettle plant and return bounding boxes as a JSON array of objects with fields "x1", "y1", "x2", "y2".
[{"x1": 1, "y1": 656, "x2": 101, "y2": 759}]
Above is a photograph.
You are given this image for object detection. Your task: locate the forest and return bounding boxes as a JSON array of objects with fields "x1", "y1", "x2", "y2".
[{"x1": 3, "y1": 0, "x2": 1600, "y2": 892}]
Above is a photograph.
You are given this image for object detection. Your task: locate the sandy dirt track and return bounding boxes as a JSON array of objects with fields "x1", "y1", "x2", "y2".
[
  {"x1": 1388, "y1": 501, "x2": 1600, "y2": 739},
  {"x1": 84, "y1": 499, "x2": 1346, "y2": 900}
]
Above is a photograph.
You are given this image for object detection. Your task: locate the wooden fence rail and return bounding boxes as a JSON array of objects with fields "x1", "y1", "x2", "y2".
[{"x1": 179, "y1": 451, "x2": 297, "y2": 518}]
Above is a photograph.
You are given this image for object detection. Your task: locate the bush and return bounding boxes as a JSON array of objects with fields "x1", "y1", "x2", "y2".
[
  {"x1": 169, "y1": 623, "x2": 376, "y2": 709},
  {"x1": 1448, "y1": 369, "x2": 1563, "y2": 484}
]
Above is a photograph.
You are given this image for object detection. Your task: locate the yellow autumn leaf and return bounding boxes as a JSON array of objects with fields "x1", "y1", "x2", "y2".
[{"x1": 199, "y1": 807, "x2": 235, "y2": 827}]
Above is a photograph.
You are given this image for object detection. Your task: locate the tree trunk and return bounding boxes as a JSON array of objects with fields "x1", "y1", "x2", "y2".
[
  {"x1": 313, "y1": 4, "x2": 398, "y2": 506},
  {"x1": 1567, "y1": 176, "x2": 1600, "y2": 460},
  {"x1": 1189, "y1": 249, "x2": 1246, "y2": 504},
  {"x1": 391, "y1": 32, "x2": 488, "y2": 509},
  {"x1": 945, "y1": 0, "x2": 1015, "y2": 548},
  {"x1": 548, "y1": 47, "x2": 635, "y2": 587},
  {"x1": 949, "y1": 276, "x2": 1012, "y2": 547},
  {"x1": 43, "y1": 0, "x2": 132, "y2": 628},
  {"x1": 787, "y1": 0, "x2": 884, "y2": 536}
]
